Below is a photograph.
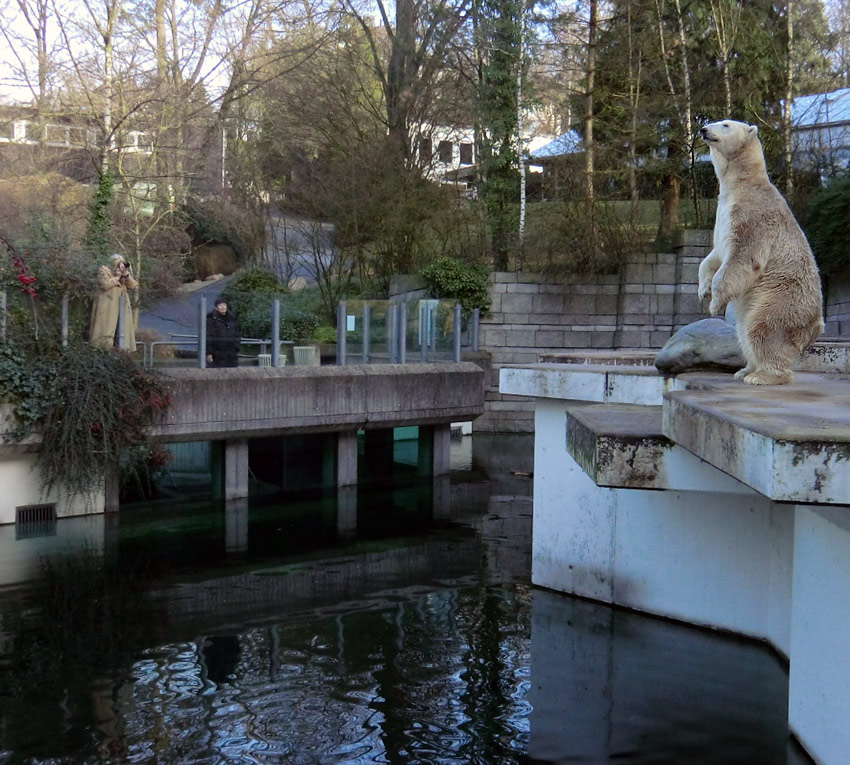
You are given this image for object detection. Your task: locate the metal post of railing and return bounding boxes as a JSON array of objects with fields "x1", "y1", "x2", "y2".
[
  {"x1": 453, "y1": 304, "x2": 462, "y2": 362},
  {"x1": 363, "y1": 305, "x2": 371, "y2": 364},
  {"x1": 420, "y1": 302, "x2": 428, "y2": 363},
  {"x1": 0, "y1": 292, "x2": 5, "y2": 342},
  {"x1": 337, "y1": 300, "x2": 346, "y2": 366},
  {"x1": 399, "y1": 300, "x2": 407, "y2": 363},
  {"x1": 388, "y1": 302, "x2": 397, "y2": 364},
  {"x1": 429, "y1": 305, "x2": 437, "y2": 356},
  {"x1": 199, "y1": 293, "x2": 207, "y2": 368},
  {"x1": 472, "y1": 308, "x2": 480, "y2": 351},
  {"x1": 271, "y1": 298, "x2": 280, "y2": 367},
  {"x1": 61, "y1": 293, "x2": 69, "y2": 348},
  {"x1": 117, "y1": 293, "x2": 126, "y2": 350}
]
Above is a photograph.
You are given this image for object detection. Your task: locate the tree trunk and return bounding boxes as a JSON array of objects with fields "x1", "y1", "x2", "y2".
[
  {"x1": 658, "y1": 174, "x2": 680, "y2": 241},
  {"x1": 584, "y1": 0, "x2": 597, "y2": 208},
  {"x1": 784, "y1": 0, "x2": 795, "y2": 194}
]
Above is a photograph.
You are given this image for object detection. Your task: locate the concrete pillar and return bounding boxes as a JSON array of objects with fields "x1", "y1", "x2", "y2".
[
  {"x1": 337, "y1": 484, "x2": 357, "y2": 540},
  {"x1": 432, "y1": 474, "x2": 452, "y2": 519},
  {"x1": 432, "y1": 423, "x2": 451, "y2": 476},
  {"x1": 224, "y1": 438, "x2": 249, "y2": 500},
  {"x1": 418, "y1": 424, "x2": 452, "y2": 477},
  {"x1": 337, "y1": 430, "x2": 358, "y2": 487},
  {"x1": 225, "y1": 497, "x2": 249, "y2": 552},
  {"x1": 104, "y1": 461, "x2": 120, "y2": 513},
  {"x1": 789, "y1": 505, "x2": 850, "y2": 765}
]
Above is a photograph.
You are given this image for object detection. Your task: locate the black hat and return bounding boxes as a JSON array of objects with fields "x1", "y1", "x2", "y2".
[{"x1": 214, "y1": 297, "x2": 227, "y2": 306}]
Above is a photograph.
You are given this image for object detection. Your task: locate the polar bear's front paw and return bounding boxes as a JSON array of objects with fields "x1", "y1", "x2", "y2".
[
  {"x1": 698, "y1": 281, "x2": 712, "y2": 301},
  {"x1": 733, "y1": 367, "x2": 751, "y2": 380},
  {"x1": 708, "y1": 296, "x2": 727, "y2": 316}
]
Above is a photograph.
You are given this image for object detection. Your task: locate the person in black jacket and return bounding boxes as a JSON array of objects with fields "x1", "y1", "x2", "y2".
[{"x1": 206, "y1": 297, "x2": 241, "y2": 368}]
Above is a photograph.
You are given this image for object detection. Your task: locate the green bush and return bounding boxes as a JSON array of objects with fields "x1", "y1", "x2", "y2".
[
  {"x1": 0, "y1": 342, "x2": 171, "y2": 500},
  {"x1": 221, "y1": 270, "x2": 321, "y2": 341},
  {"x1": 804, "y1": 176, "x2": 850, "y2": 275},
  {"x1": 420, "y1": 257, "x2": 491, "y2": 315}
]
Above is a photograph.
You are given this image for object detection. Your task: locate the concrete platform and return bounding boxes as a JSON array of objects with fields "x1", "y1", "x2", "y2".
[
  {"x1": 500, "y1": 363, "x2": 673, "y2": 406},
  {"x1": 665, "y1": 372, "x2": 850, "y2": 504},
  {"x1": 500, "y1": 347, "x2": 850, "y2": 765}
]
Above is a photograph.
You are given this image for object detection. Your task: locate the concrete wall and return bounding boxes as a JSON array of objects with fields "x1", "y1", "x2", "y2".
[
  {"x1": 824, "y1": 270, "x2": 850, "y2": 336},
  {"x1": 476, "y1": 230, "x2": 709, "y2": 433}
]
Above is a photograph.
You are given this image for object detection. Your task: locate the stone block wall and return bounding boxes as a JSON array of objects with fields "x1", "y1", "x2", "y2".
[
  {"x1": 475, "y1": 230, "x2": 711, "y2": 433},
  {"x1": 824, "y1": 271, "x2": 850, "y2": 336}
]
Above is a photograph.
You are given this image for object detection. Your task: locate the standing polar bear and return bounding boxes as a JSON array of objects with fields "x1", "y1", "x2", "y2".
[{"x1": 698, "y1": 119, "x2": 824, "y2": 385}]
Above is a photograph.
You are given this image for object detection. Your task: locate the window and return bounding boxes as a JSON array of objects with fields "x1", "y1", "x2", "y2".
[
  {"x1": 459, "y1": 142, "x2": 473, "y2": 165},
  {"x1": 438, "y1": 140, "x2": 453, "y2": 163},
  {"x1": 419, "y1": 138, "x2": 432, "y2": 163}
]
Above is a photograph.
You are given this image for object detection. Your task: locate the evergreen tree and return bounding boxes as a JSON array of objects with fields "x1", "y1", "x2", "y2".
[{"x1": 477, "y1": 0, "x2": 525, "y2": 270}]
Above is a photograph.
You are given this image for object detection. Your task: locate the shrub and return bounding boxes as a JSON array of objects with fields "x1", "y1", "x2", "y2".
[
  {"x1": 0, "y1": 342, "x2": 171, "y2": 501},
  {"x1": 803, "y1": 176, "x2": 850, "y2": 275},
  {"x1": 420, "y1": 257, "x2": 491, "y2": 315},
  {"x1": 221, "y1": 269, "x2": 321, "y2": 341}
]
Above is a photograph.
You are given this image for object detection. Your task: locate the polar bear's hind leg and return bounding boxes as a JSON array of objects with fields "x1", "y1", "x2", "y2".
[{"x1": 741, "y1": 321, "x2": 800, "y2": 385}]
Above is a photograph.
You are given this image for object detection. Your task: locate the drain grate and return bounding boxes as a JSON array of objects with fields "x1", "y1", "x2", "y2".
[{"x1": 15, "y1": 503, "x2": 57, "y2": 539}]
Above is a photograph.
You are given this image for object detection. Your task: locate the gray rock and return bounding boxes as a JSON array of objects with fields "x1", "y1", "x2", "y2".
[{"x1": 654, "y1": 318, "x2": 745, "y2": 375}]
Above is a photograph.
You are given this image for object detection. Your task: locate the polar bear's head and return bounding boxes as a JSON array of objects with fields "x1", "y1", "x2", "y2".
[
  {"x1": 700, "y1": 120, "x2": 759, "y2": 157},
  {"x1": 700, "y1": 120, "x2": 765, "y2": 181}
]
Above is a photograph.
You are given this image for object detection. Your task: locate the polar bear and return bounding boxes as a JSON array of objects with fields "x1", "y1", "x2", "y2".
[{"x1": 697, "y1": 119, "x2": 824, "y2": 385}]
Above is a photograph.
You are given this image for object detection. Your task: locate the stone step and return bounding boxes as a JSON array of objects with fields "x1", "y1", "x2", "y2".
[
  {"x1": 663, "y1": 372, "x2": 850, "y2": 504},
  {"x1": 565, "y1": 401, "x2": 751, "y2": 494}
]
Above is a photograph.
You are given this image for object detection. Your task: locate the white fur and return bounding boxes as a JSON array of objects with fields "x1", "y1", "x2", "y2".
[{"x1": 697, "y1": 120, "x2": 824, "y2": 385}]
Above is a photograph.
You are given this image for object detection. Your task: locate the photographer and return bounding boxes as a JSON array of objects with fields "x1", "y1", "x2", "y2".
[{"x1": 90, "y1": 254, "x2": 139, "y2": 351}]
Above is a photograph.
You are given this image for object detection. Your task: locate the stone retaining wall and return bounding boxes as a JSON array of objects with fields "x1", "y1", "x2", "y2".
[
  {"x1": 475, "y1": 230, "x2": 710, "y2": 433},
  {"x1": 825, "y1": 271, "x2": 850, "y2": 336}
]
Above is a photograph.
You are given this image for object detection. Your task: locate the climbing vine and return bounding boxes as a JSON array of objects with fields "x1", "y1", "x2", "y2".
[{"x1": 0, "y1": 342, "x2": 171, "y2": 500}]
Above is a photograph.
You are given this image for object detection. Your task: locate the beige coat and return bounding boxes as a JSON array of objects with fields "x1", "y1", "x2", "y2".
[{"x1": 90, "y1": 264, "x2": 139, "y2": 351}]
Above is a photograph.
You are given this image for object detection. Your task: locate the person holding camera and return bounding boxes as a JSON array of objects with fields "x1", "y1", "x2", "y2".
[{"x1": 90, "y1": 253, "x2": 139, "y2": 351}]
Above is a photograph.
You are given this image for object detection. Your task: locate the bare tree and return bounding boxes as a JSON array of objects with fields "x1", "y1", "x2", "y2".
[{"x1": 707, "y1": 0, "x2": 741, "y2": 117}]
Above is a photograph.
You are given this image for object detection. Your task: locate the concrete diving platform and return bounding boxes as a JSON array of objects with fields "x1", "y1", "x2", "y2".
[{"x1": 500, "y1": 349, "x2": 850, "y2": 765}]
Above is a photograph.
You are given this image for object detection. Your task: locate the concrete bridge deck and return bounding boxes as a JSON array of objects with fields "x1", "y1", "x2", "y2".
[
  {"x1": 0, "y1": 362, "x2": 485, "y2": 519},
  {"x1": 149, "y1": 362, "x2": 485, "y2": 442}
]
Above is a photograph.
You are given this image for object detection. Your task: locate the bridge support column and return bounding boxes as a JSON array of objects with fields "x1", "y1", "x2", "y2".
[
  {"x1": 225, "y1": 498, "x2": 249, "y2": 552},
  {"x1": 337, "y1": 430, "x2": 358, "y2": 487},
  {"x1": 418, "y1": 424, "x2": 452, "y2": 477},
  {"x1": 337, "y1": 485, "x2": 357, "y2": 540},
  {"x1": 224, "y1": 438, "x2": 250, "y2": 500},
  {"x1": 104, "y1": 461, "x2": 120, "y2": 512}
]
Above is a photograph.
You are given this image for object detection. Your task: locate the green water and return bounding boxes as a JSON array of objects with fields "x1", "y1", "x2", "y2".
[{"x1": 0, "y1": 436, "x2": 811, "y2": 763}]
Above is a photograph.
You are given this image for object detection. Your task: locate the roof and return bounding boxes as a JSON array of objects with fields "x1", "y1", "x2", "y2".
[
  {"x1": 792, "y1": 88, "x2": 850, "y2": 128},
  {"x1": 529, "y1": 129, "x2": 583, "y2": 159}
]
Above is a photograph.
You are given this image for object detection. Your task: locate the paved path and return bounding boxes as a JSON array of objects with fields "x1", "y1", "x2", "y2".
[{"x1": 138, "y1": 275, "x2": 235, "y2": 340}]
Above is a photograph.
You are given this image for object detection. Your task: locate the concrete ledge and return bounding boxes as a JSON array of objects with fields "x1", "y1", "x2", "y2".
[
  {"x1": 566, "y1": 403, "x2": 672, "y2": 489},
  {"x1": 500, "y1": 363, "x2": 673, "y2": 406},
  {"x1": 565, "y1": 401, "x2": 753, "y2": 495},
  {"x1": 664, "y1": 372, "x2": 850, "y2": 504}
]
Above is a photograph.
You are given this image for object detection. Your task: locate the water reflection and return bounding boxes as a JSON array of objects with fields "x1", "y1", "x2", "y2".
[{"x1": 0, "y1": 435, "x2": 810, "y2": 763}]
